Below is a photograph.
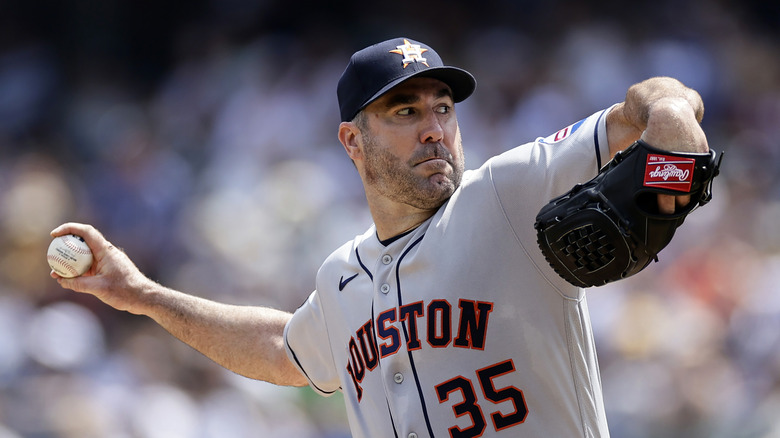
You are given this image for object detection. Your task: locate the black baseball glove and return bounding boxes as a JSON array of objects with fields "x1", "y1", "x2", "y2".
[{"x1": 534, "y1": 139, "x2": 723, "y2": 288}]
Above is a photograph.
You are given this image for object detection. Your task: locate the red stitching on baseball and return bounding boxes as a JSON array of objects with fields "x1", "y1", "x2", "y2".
[
  {"x1": 47, "y1": 255, "x2": 79, "y2": 276},
  {"x1": 62, "y1": 236, "x2": 92, "y2": 255}
]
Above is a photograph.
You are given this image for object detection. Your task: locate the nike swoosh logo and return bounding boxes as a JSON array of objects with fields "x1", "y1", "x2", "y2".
[{"x1": 339, "y1": 273, "x2": 359, "y2": 291}]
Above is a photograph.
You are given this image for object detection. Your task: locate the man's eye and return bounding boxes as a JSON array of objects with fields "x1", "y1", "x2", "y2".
[
  {"x1": 436, "y1": 105, "x2": 451, "y2": 114},
  {"x1": 397, "y1": 108, "x2": 412, "y2": 116}
]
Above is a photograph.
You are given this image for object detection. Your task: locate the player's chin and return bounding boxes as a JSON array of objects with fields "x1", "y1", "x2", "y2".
[
  {"x1": 420, "y1": 171, "x2": 455, "y2": 192},
  {"x1": 429, "y1": 165, "x2": 464, "y2": 188},
  {"x1": 417, "y1": 160, "x2": 452, "y2": 179},
  {"x1": 421, "y1": 173, "x2": 457, "y2": 198},
  {"x1": 427, "y1": 171, "x2": 452, "y2": 184}
]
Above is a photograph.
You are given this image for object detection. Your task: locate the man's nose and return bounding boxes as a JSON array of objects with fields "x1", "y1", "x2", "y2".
[{"x1": 420, "y1": 111, "x2": 444, "y2": 143}]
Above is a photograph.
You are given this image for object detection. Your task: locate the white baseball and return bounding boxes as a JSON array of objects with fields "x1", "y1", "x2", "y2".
[{"x1": 47, "y1": 234, "x2": 94, "y2": 278}]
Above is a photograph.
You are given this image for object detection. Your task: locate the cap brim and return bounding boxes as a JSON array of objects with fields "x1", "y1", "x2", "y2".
[{"x1": 359, "y1": 66, "x2": 476, "y2": 115}]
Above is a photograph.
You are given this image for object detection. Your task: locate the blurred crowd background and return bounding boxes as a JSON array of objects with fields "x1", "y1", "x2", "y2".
[{"x1": 0, "y1": 0, "x2": 778, "y2": 437}]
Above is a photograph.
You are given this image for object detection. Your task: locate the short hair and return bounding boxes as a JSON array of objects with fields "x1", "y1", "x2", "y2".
[{"x1": 352, "y1": 110, "x2": 368, "y2": 133}]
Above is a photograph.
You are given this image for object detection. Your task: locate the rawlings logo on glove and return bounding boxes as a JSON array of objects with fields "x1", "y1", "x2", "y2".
[{"x1": 644, "y1": 154, "x2": 696, "y2": 191}]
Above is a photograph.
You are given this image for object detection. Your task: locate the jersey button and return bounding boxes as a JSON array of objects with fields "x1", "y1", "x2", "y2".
[
  {"x1": 380, "y1": 284, "x2": 391, "y2": 294},
  {"x1": 382, "y1": 254, "x2": 393, "y2": 265},
  {"x1": 408, "y1": 433, "x2": 418, "y2": 438},
  {"x1": 393, "y1": 372, "x2": 404, "y2": 384}
]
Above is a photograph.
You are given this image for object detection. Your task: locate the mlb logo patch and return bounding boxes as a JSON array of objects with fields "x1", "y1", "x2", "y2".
[
  {"x1": 541, "y1": 118, "x2": 585, "y2": 144},
  {"x1": 644, "y1": 154, "x2": 696, "y2": 192}
]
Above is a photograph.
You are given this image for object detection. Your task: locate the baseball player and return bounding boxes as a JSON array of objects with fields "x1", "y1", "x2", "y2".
[{"x1": 51, "y1": 37, "x2": 717, "y2": 437}]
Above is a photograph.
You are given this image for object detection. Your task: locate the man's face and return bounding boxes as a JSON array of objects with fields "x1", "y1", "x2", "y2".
[{"x1": 357, "y1": 77, "x2": 465, "y2": 211}]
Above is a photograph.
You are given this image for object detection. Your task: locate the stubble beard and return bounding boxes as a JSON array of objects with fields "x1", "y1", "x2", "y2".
[{"x1": 361, "y1": 131, "x2": 465, "y2": 211}]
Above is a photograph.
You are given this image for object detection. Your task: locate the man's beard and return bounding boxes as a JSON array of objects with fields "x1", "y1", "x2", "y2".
[{"x1": 361, "y1": 131, "x2": 465, "y2": 210}]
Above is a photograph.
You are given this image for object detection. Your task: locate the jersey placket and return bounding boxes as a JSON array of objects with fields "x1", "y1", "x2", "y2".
[{"x1": 372, "y1": 234, "x2": 432, "y2": 438}]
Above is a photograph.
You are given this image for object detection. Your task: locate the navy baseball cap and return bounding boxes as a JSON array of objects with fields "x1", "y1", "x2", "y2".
[{"x1": 337, "y1": 37, "x2": 476, "y2": 122}]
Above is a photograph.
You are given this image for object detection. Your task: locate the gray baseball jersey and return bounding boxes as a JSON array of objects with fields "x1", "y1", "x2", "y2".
[{"x1": 285, "y1": 107, "x2": 613, "y2": 437}]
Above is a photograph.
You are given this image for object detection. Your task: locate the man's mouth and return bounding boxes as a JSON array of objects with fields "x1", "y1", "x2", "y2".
[{"x1": 415, "y1": 155, "x2": 450, "y2": 166}]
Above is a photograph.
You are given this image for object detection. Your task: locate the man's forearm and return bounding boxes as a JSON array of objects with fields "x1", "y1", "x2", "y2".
[
  {"x1": 141, "y1": 283, "x2": 307, "y2": 387},
  {"x1": 51, "y1": 222, "x2": 308, "y2": 388}
]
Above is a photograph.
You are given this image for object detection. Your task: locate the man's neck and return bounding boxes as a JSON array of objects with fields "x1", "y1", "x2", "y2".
[
  {"x1": 374, "y1": 210, "x2": 435, "y2": 241},
  {"x1": 367, "y1": 197, "x2": 438, "y2": 241}
]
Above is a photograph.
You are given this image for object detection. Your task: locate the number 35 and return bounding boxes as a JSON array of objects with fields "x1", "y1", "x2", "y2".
[{"x1": 435, "y1": 359, "x2": 528, "y2": 437}]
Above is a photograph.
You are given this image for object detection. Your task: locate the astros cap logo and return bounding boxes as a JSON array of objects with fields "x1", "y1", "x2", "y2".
[{"x1": 389, "y1": 39, "x2": 429, "y2": 68}]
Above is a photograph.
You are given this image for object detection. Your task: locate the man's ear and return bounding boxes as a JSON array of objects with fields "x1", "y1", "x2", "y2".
[{"x1": 338, "y1": 121, "x2": 363, "y2": 162}]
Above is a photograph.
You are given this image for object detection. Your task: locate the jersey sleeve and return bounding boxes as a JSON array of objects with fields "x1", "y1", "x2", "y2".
[
  {"x1": 489, "y1": 106, "x2": 612, "y2": 207},
  {"x1": 484, "y1": 106, "x2": 614, "y2": 293},
  {"x1": 284, "y1": 290, "x2": 341, "y2": 396}
]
